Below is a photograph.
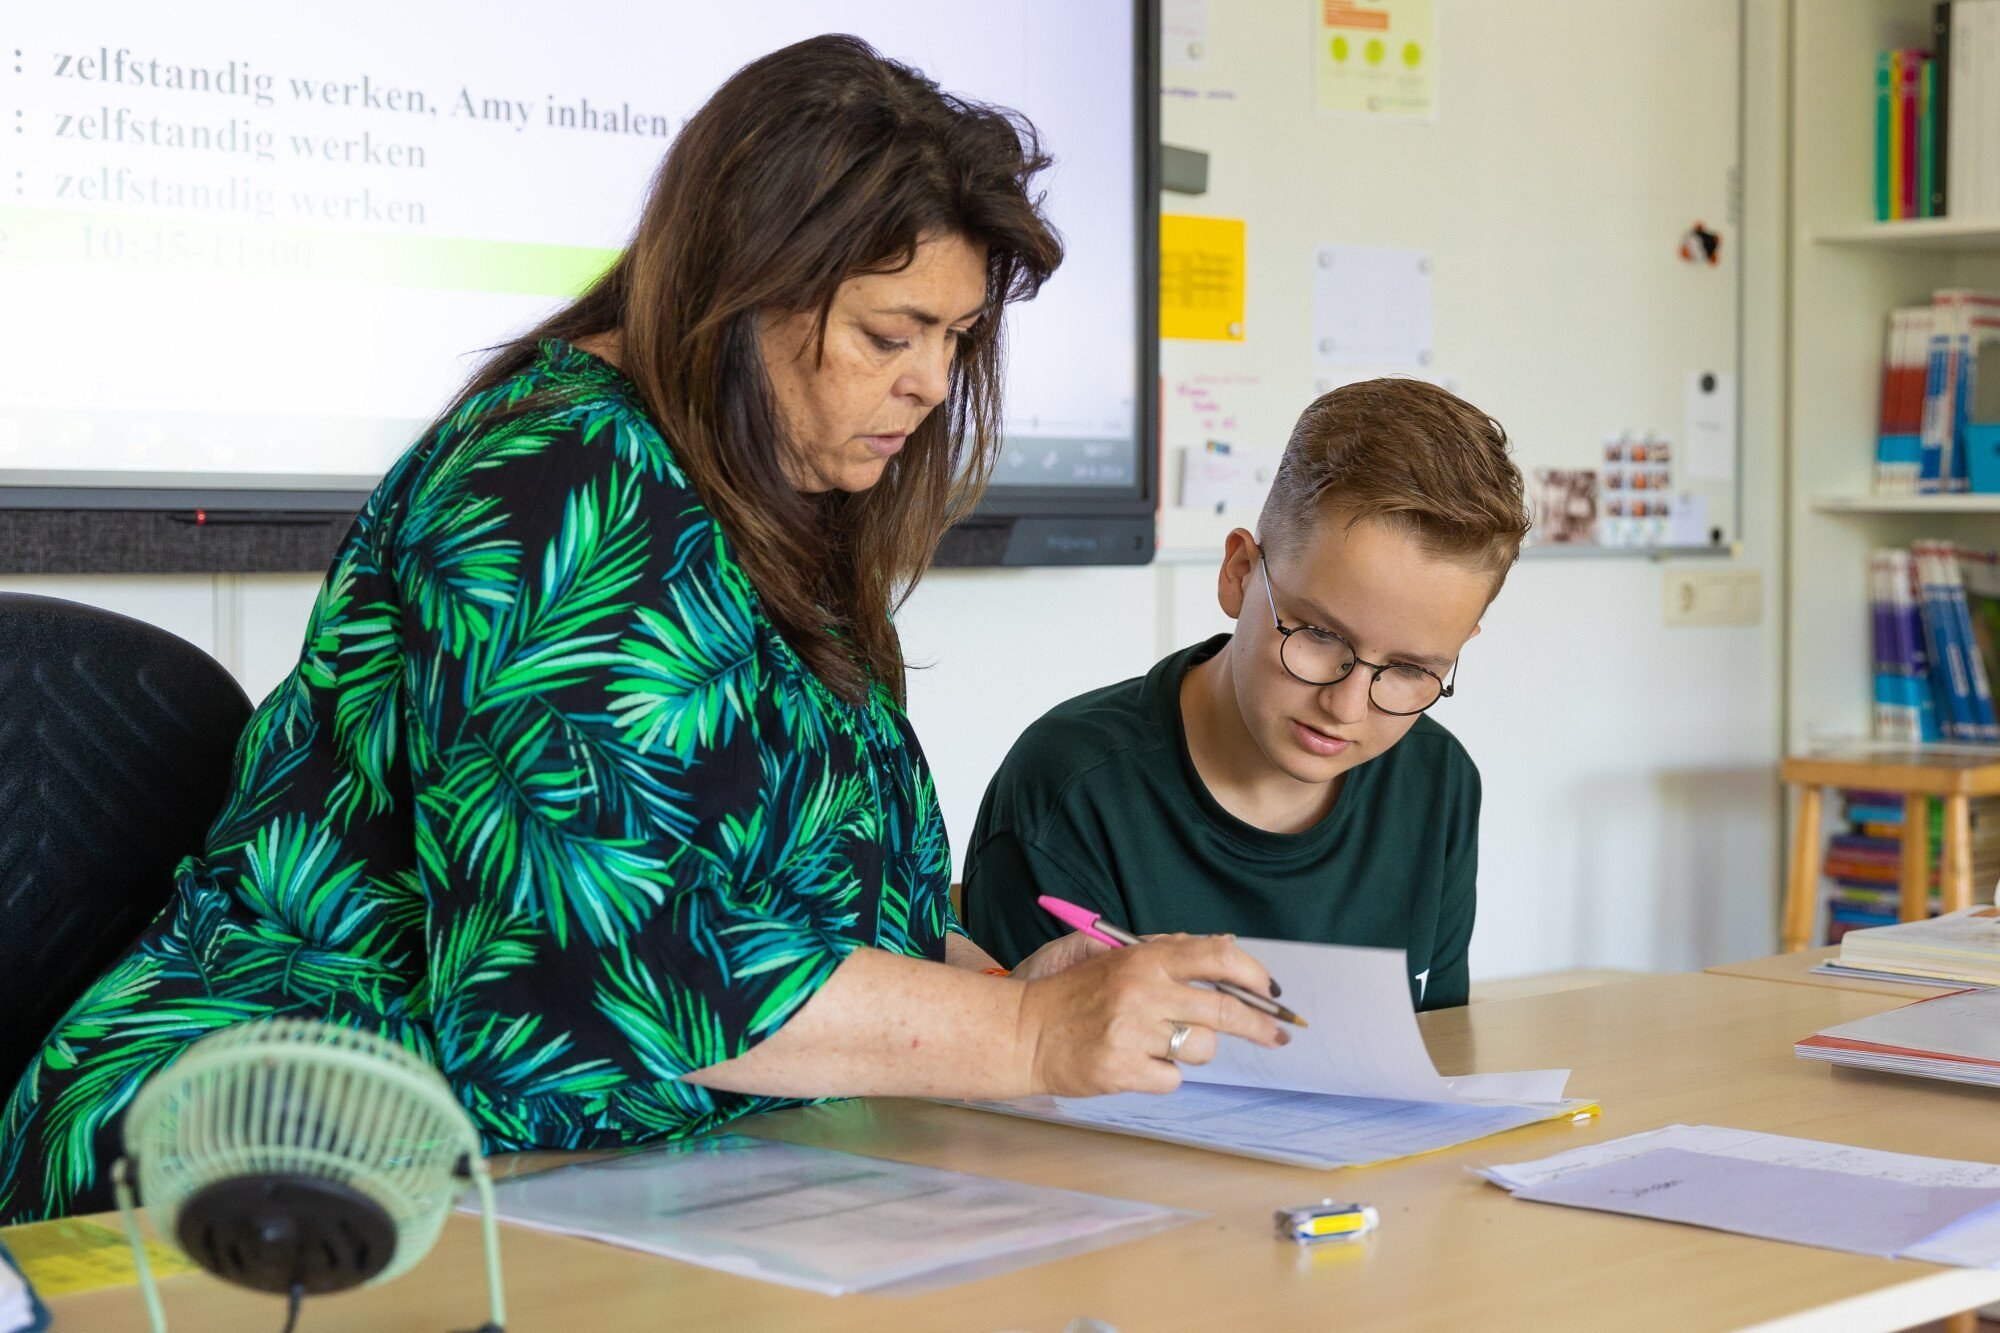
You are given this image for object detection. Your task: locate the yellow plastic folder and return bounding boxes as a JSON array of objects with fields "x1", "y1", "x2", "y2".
[{"x1": 1, "y1": 1218, "x2": 193, "y2": 1298}]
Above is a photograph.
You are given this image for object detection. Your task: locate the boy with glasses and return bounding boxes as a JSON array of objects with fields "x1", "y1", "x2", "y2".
[{"x1": 962, "y1": 379, "x2": 1530, "y2": 1010}]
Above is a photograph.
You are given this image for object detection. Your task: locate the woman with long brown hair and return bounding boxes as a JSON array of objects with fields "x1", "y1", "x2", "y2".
[{"x1": 0, "y1": 34, "x2": 1281, "y2": 1223}]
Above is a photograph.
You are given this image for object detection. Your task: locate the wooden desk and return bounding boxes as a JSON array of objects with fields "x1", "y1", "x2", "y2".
[
  {"x1": 27, "y1": 971, "x2": 2000, "y2": 1332},
  {"x1": 1707, "y1": 945, "x2": 1961, "y2": 997}
]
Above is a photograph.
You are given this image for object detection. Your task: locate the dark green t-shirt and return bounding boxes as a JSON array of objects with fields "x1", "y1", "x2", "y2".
[{"x1": 962, "y1": 635, "x2": 1480, "y2": 1011}]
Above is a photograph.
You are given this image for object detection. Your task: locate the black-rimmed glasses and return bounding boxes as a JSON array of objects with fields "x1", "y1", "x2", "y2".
[{"x1": 1258, "y1": 560, "x2": 1457, "y2": 716}]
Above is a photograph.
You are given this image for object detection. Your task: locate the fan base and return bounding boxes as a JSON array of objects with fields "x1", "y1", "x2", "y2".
[{"x1": 176, "y1": 1173, "x2": 397, "y2": 1296}]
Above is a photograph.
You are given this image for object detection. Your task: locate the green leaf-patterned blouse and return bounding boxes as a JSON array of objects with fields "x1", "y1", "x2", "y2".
[{"x1": 0, "y1": 340, "x2": 957, "y2": 1222}]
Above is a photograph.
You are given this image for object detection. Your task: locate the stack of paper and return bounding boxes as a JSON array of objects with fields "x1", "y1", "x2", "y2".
[
  {"x1": 963, "y1": 940, "x2": 1595, "y2": 1170},
  {"x1": 1826, "y1": 904, "x2": 2000, "y2": 986},
  {"x1": 1479, "y1": 1125, "x2": 2000, "y2": 1267},
  {"x1": 1796, "y1": 985, "x2": 2000, "y2": 1088}
]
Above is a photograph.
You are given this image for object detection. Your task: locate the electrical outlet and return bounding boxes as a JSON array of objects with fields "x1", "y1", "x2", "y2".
[{"x1": 1664, "y1": 569, "x2": 1762, "y2": 626}]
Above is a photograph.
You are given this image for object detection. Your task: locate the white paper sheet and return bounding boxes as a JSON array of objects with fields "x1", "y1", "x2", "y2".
[
  {"x1": 1666, "y1": 492, "x2": 1712, "y2": 546},
  {"x1": 475, "y1": 1135, "x2": 1196, "y2": 1295},
  {"x1": 1684, "y1": 370, "x2": 1738, "y2": 482},
  {"x1": 970, "y1": 1084, "x2": 1591, "y2": 1170},
  {"x1": 1480, "y1": 1124, "x2": 2000, "y2": 1194},
  {"x1": 1311, "y1": 244, "x2": 1433, "y2": 369},
  {"x1": 0, "y1": 1244, "x2": 32, "y2": 1333},
  {"x1": 1512, "y1": 1147, "x2": 2000, "y2": 1261},
  {"x1": 959, "y1": 939, "x2": 1581, "y2": 1168},
  {"x1": 1190, "y1": 939, "x2": 1571, "y2": 1106}
]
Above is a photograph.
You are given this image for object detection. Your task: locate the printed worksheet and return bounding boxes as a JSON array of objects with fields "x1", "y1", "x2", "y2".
[
  {"x1": 1478, "y1": 1129, "x2": 2000, "y2": 1267},
  {"x1": 477, "y1": 1135, "x2": 1196, "y2": 1294}
]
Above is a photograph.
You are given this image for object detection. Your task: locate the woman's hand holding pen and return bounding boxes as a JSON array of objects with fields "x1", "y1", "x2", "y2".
[
  {"x1": 1012, "y1": 935, "x2": 1286, "y2": 1097},
  {"x1": 1009, "y1": 930, "x2": 1114, "y2": 981}
]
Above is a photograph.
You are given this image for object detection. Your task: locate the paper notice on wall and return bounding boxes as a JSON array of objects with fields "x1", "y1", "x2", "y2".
[
  {"x1": 1312, "y1": 245, "x2": 1432, "y2": 369},
  {"x1": 1315, "y1": 0, "x2": 1438, "y2": 121},
  {"x1": 1180, "y1": 444, "x2": 1278, "y2": 513},
  {"x1": 1684, "y1": 371, "x2": 1737, "y2": 482},
  {"x1": 1667, "y1": 492, "x2": 1712, "y2": 547},
  {"x1": 1161, "y1": 215, "x2": 1247, "y2": 341},
  {"x1": 1163, "y1": 0, "x2": 1209, "y2": 70}
]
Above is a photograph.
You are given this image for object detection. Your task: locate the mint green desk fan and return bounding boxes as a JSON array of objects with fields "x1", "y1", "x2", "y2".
[{"x1": 111, "y1": 1018, "x2": 507, "y2": 1332}]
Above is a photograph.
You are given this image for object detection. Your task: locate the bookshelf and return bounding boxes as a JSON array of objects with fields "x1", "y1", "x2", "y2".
[
  {"x1": 1810, "y1": 494, "x2": 2000, "y2": 514},
  {"x1": 1787, "y1": 1, "x2": 2000, "y2": 751},
  {"x1": 1816, "y1": 217, "x2": 2000, "y2": 250}
]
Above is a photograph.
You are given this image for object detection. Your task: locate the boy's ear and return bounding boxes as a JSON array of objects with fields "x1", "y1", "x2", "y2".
[{"x1": 1217, "y1": 528, "x2": 1260, "y2": 620}]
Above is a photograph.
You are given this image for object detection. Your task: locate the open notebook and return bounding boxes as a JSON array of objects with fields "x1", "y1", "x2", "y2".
[{"x1": 961, "y1": 940, "x2": 1596, "y2": 1170}]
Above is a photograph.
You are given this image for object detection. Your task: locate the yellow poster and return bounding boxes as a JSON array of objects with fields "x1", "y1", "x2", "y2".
[
  {"x1": 1315, "y1": 0, "x2": 1437, "y2": 121},
  {"x1": 1159, "y1": 214, "x2": 1246, "y2": 342}
]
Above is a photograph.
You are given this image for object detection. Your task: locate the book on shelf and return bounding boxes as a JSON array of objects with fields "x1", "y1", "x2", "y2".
[
  {"x1": 1874, "y1": 306, "x2": 1932, "y2": 494},
  {"x1": 1871, "y1": 542, "x2": 2000, "y2": 743},
  {"x1": 1881, "y1": 3, "x2": 2000, "y2": 224},
  {"x1": 1877, "y1": 45, "x2": 1932, "y2": 220},
  {"x1": 1923, "y1": 291, "x2": 2000, "y2": 492},
  {"x1": 1872, "y1": 289, "x2": 2000, "y2": 495},
  {"x1": 1868, "y1": 549, "x2": 1939, "y2": 741},
  {"x1": 1819, "y1": 791, "x2": 2000, "y2": 944}
]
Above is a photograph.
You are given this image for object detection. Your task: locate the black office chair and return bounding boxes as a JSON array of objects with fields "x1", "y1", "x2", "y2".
[{"x1": 0, "y1": 593, "x2": 252, "y2": 1094}]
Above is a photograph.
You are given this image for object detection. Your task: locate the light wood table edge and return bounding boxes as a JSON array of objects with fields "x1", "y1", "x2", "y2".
[
  {"x1": 1704, "y1": 947, "x2": 1960, "y2": 998},
  {"x1": 1778, "y1": 755, "x2": 2000, "y2": 798},
  {"x1": 1739, "y1": 1268, "x2": 2000, "y2": 1333}
]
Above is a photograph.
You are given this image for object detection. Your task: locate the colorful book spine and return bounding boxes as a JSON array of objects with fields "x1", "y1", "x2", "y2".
[
  {"x1": 1920, "y1": 292, "x2": 1959, "y2": 492},
  {"x1": 1872, "y1": 549, "x2": 1902, "y2": 740},
  {"x1": 1878, "y1": 49, "x2": 1895, "y2": 221},
  {"x1": 1903, "y1": 49, "x2": 1923, "y2": 219},
  {"x1": 1878, "y1": 548, "x2": 1939, "y2": 742},
  {"x1": 1921, "y1": 53, "x2": 1937, "y2": 217},
  {"x1": 1914, "y1": 539, "x2": 1998, "y2": 740},
  {"x1": 1876, "y1": 306, "x2": 1931, "y2": 494},
  {"x1": 1896, "y1": 547, "x2": 1950, "y2": 741},
  {"x1": 1934, "y1": 3, "x2": 1953, "y2": 216},
  {"x1": 1952, "y1": 296, "x2": 2000, "y2": 491},
  {"x1": 1942, "y1": 541, "x2": 2000, "y2": 740},
  {"x1": 1893, "y1": 49, "x2": 1911, "y2": 221},
  {"x1": 1914, "y1": 290, "x2": 2000, "y2": 494}
]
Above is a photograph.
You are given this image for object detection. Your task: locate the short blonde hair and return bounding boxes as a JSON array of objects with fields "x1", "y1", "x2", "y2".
[{"x1": 1259, "y1": 379, "x2": 1530, "y2": 590}]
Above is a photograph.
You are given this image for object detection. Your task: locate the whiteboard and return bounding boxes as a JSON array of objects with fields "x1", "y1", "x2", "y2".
[{"x1": 1157, "y1": 0, "x2": 1743, "y2": 558}]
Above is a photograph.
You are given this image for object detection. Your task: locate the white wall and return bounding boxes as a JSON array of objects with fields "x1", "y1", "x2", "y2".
[
  {"x1": 5, "y1": 1, "x2": 1791, "y2": 981},
  {"x1": 912, "y1": 0, "x2": 1787, "y2": 980}
]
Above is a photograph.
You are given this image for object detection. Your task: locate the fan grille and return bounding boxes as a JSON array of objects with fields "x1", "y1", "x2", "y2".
[{"x1": 123, "y1": 1019, "x2": 481, "y2": 1286}]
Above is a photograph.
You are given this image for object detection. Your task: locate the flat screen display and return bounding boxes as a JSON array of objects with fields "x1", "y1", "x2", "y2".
[{"x1": 0, "y1": 1, "x2": 1146, "y2": 503}]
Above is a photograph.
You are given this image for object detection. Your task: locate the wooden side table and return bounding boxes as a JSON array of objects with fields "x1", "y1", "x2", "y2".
[{"x1": 1779, "y1": 746, "x2": 2000, "y2": 953}]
